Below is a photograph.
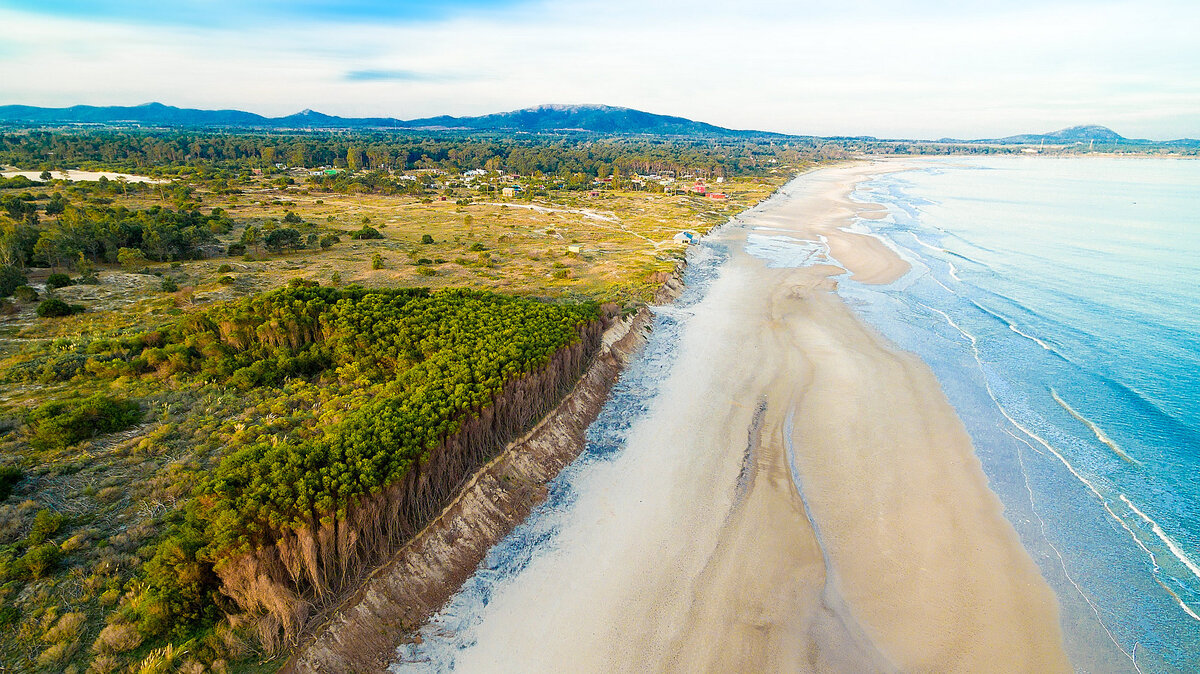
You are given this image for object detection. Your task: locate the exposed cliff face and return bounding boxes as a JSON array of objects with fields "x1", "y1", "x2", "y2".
[
  {"x1": 284, "y1": 303, "x2": 661, "y2": 673},
  {"x1": 280, "y1": 255, "x2": 690, "y2": 673},
  {"x1": 213, "y1": 318, "x2": 606, "y2": 653}
]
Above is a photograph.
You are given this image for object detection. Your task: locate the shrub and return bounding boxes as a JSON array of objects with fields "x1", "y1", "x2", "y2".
[
  {"x1": 94, "y1": 622, "x2": 144, "y2": 654},
  {"x1": 117, "y1": 247, "x2": 147, "y2": 269},
  {"x1": 88, "y1": 654, "x2": 121, "y2": 674},
  {"x1": 417, "y1": 267, "x2": 437, "y2": 277},
  {"x1": 25, "y1": 394, "x2": 143, "y2": 450},
  {"x1": 0, "y1": 265, "x2": 27, "y2": 296},
  {"x1": 307, "y1": 233, "x2": 319, "y2": 247},
  {"x1": 44, "y1": 611, "x2": 86, "y2": 644},
  {"x1": 27, "y1": 509, "x2": 64, "y2": 545},
  {"x1": 217, "y1": 264, "x2": 232, "y2": 273},
  {"x1": 225, "y1": 243, "x2": 246, "y2": 257},
  {"x1": 36, "y1": 298, "x2": 85, "y2": 318},
  {"x1": 416, "y1": 258, "x2": 433, "y2": 266},
  {"x1": 350, "y1": 225, "x2": 383, "y2": 240},
  {"x1": 0, "y1": 466, "x2": 21, "y2": 501},
  {"x1": 218, "y1": 275, "x2": 235, "y2": 285},
  {"x1": 420, "y1": 234, "x2": 434, "y2": 244},
  {"x1": 330, "y1": 271, "x2": 341, "y2": 286},
  {"x1": 371, "y1": 253, "x2": 384, "y2": 269},
  {"x1": 37, "y1": 641, "x2": 78, "y2": 668},
  {"x1": 160, "y1": 277, "x2": 179, "y2": 293},
  {"x1": 283, "y1": 211, "x2": 302, "y2": 224},
  {"x1": 20, "y1": 543, "x2": 61, "y2": 579},
  {"x1": 264, "y1": 227, "x2": 302, "y2": 252},
  {"x1": 319, "y1": 234, "x2": 340, "y2": 248}
]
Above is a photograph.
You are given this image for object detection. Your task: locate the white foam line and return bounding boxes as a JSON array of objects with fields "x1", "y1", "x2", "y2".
[
  {"x1": 1121, "y1": 494, "x2": 1200, "y2": 589},
  {"x1": 1008, "y1": 428, "x2": 1143, "y2": 671},
  {"x1": 917, "y1": 301, "x2": 1183, "y2": 605},
  {"x1": 947, "y1": 261, "x2": 962, "y2": 282},
  {"x1": 908, "y1": 232, "x2": 943, "y2": 254},
  {"x1": 1009, "y1": 323, "x2": 1056, "y2": 352},
  {"x1": 1051, "y1": 389, "x2": 1141, "y2": 466},
  {"x1": 929, "y1": 275, "x2": 957, "y2": 297},
  {"x1": 996, "y1": 394, "x2": 1161, "y2": 570}
]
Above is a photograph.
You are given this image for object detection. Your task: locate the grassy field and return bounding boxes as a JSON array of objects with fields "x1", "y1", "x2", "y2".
[{"x1": 0, "y1": 167, "x2": 794, "y2": 672}]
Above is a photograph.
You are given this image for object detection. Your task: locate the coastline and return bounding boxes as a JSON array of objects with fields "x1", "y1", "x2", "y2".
[
  {"x1": 405, "y1": 161, "x2": 1071, "y2": 671},
  {"x1": 294, "y1": 162, "x2": 1073, "y2": 672},
  {"x1": 649, "y1": 161, "x2": 1071, "y2": 671}
]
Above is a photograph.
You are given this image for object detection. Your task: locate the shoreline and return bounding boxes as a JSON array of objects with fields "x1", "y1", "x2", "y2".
[
  {"x1": 408, "y1": 161, "x2": 1071, "y2": 671},
  {"x1": 744, "y1": 161, "x2": 1069, "y2": 670},
  {"x1": 647, "y1": 161, "x2": 1070, "y2": 671}
]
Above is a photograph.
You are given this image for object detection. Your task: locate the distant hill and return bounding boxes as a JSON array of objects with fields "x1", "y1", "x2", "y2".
[
  {"x1": 992, "y1": 125, "x2": 1129, "y2": 144},
  {"x1": 939, "y1": 124, "x2": 1198, "y2": 147},
  {"x1": 401, "y1": 104, "x2": 739, "y2": 135},
  {"x1": 0, "y1": 102, "x2": 766, "y2": 137}
]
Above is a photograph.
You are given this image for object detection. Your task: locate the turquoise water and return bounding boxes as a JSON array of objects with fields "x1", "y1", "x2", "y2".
[{"x1": 844, "y1": 157, "x2": 1200, "y2": 672}]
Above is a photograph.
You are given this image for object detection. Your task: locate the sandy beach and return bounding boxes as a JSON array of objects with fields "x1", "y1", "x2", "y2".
[{"x1": 421, "y1": 161, "x2": 1070, "y2": 672}]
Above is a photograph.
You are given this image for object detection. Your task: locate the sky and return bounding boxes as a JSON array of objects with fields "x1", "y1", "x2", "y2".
[{"x1": 1, "y1": 0, "x2": 1198, "y2": 140}]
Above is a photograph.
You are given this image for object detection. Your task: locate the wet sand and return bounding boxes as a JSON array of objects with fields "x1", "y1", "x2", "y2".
[{"x1": 434, "y1": 162, "x2": 1069, "y2": 672}]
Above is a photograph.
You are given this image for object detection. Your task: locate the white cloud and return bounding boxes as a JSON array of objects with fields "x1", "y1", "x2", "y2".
[{"x1": 1, "y1": 0, "x2": 1198, "y2": 139}]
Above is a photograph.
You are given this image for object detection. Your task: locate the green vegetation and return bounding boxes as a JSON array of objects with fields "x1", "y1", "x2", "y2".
[
  {"x1": 2, "y1": 202, "x2": 230, "y2": 269},
  {"x1": 12, "y1": 285, "x2": 37, "y2": 302},
  {"x1": 0, "y1": 265, "x2": 25, "y2": 296},
  {"x1": 24, "y1": 394, "x2": 142, "y2": 450},
  {"x1": 1, "y1": 281, "x2": 601, "y2": 671},
  {"x1": 0, "y1": 125, "x2": 802, "y2": 672},
  {"x1": 35, "y1": 297, "x2": 84, "y2": 318},
  {"x1": 350, "y1": 224, "x2": 383, "y2": 240},
  {"x1": 45, "y1": 273, "x2": 72, "y2": 289},
  {"x1": 0, "y1": 129, "x2": 813, "y2": 179},
  {"x1": 0, "y1": 467, "x2": 21, "y2": 501}
]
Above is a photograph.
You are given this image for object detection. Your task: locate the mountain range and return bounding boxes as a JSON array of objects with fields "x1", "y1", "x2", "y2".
[
  {"x1": 0, "y1": 102, "x2": 1196, "y2": 146},
  {"x1": 0, "y1": 102, "x2": 755, "y2": 137}
]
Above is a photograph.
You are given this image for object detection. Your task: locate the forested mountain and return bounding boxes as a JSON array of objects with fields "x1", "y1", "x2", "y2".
[
  {"x1": 402, "y1": 104, "x2": 746, "y2": 136},
  {"x1": 0, "y1": 102, "x2": 764, "y2": 137}
]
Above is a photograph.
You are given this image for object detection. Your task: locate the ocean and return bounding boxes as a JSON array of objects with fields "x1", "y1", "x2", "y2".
[{"x1": 842, "y1": 156, "x2": 1200, "y2": 672}]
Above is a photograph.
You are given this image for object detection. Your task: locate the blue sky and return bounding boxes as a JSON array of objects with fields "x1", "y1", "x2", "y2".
[{"x1": 1, "y1": 0, "x2": 1197, "y2": 139}]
